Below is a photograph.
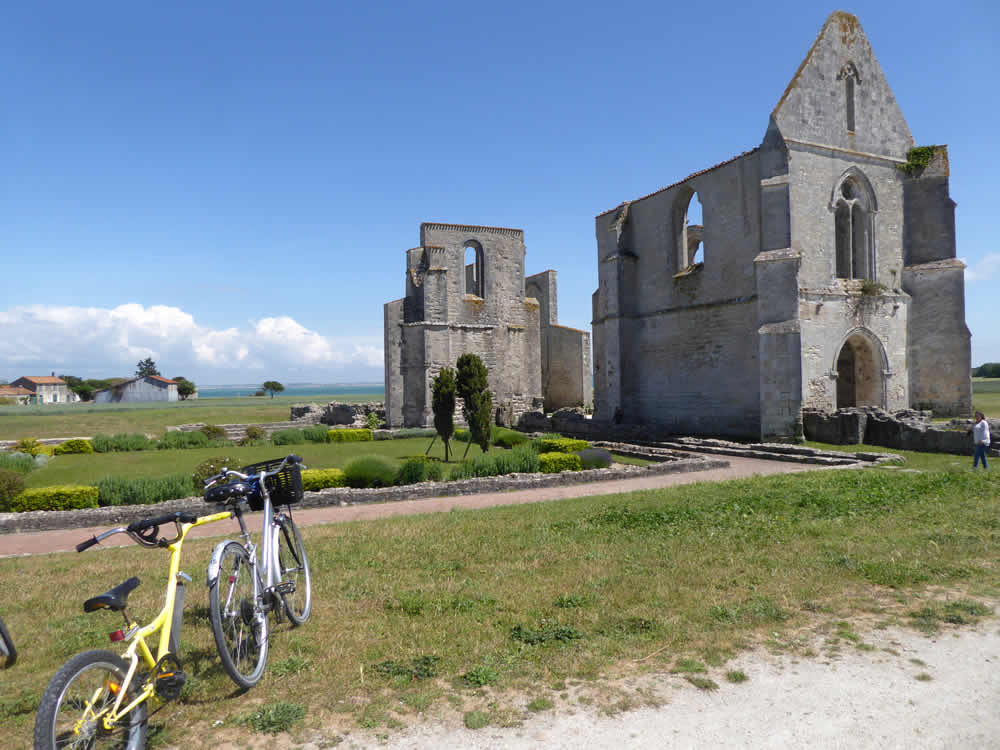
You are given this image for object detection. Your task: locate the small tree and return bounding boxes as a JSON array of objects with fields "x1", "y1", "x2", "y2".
[
  {"x1": 431, "y1": 367, "x2": 457, "y2": 462},
  {"x1": 173, "y1": 376, "x2": 197, "y2": 400},
  {"x1": 261, "y1": 381, "x2": 285, "y2": 399},
  {"x1": 136, "y1": 358, "x2": 160, "y2": 378},
  {"x1": 456, "y1": 353, "x2": 493, "y2": 456}
]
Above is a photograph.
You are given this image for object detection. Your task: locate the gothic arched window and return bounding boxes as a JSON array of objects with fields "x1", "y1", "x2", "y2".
[{"x1": 831, "y1": 169, "x2": 877, "y2": 281}]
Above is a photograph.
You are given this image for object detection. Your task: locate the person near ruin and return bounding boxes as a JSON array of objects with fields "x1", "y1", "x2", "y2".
[{"x1": 970, "y1": 411, "x2": 990, "y2": 470}]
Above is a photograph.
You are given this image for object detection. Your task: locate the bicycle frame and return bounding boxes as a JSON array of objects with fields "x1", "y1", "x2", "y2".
[
  {"x1": 206, "y1": 476, "x2": 283, "y2": 612},
  {"x1": 83, "y1": 511, "x2": 231, "y2": 733}
]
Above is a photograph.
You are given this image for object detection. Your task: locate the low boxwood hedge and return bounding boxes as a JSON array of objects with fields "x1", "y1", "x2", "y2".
[
  {"x1": 5, "y1": 485, "x2": 99, "y2": 512},
  {"x1": 301, "y1": 468, "x2": 348, "y2": 491},
  {"x1": 54, "y1": 439, "x2": 94, "y2": 455},
  {"x1": 538, "y1": 452, "x2": 583, "y2": 473},
  {"x1": 536, "y1": 438, "x2": 589, "y2": 454},
  {"x1": 328, "y1": 428, "x2": 373, "y2": 443}
]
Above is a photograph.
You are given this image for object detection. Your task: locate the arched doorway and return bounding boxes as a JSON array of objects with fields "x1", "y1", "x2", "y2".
[{"x1": 835, "y1": 332, "x2": 883, "y2": 409}]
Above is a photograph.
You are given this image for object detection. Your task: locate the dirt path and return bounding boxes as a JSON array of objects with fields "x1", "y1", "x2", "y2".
[{"x1": 0, "y1": 455, "x2": 820, "y2": 557}]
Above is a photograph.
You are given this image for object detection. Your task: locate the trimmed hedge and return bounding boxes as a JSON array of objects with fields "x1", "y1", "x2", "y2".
[
  {"x1": 54, "y1": 439, "x2": 94, "y2": 455},
  {"x1": 97, "y1": 474, "x2": 193, "y2": 507},
  {"x1": 343, "y1": 455, "x2": 398, "y2": 488},
  {"x1": 5, "y1": 485, "x2": 99, "y2": 512},
  {"x1": 538, "y1": 452, "x2": 582, "y2": 473},
  {"x1": 535, "y1": 438, "x2": 589, "y2": 454},
  {"x1": 383, "y1": 428, "x2": 436, "y2": 440},
  {"x1": 301, "y1": 468, "x2": 348, "y2": 491},
  {"x1": 328, "y1": 428, "x2": 373, "y2": 443},
  {"x1": 91, "y1": 433, "x2": 157, "y2": 452}
]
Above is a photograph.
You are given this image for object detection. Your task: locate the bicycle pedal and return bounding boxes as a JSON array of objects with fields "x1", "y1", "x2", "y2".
[
  {"x1": 154, "y1": 669, "x2": 187, "y2": 701},
  {"x1": 274, "y1": 581, "x2": 296, "y2": 596}
]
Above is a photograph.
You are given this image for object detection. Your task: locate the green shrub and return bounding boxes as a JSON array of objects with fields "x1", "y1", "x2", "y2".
[
  {"x1": 271, "y1": 428, "x2": 306, "y2": 446},
  {"x1": 300, "y1": 468, "x2": 348, "y2": 491},
  {"x1": 0, "y1": 469, "x2": 26, "y2": 509},
  {"x1": 13, "y1": 438, "x2": 44, "y2": 456},
  {"x1": 343, "y1": 455, "x2": 399, "y2": 488},
  {"x1": 5, "y1": 485, "x2": 99, "y2": 512},
  {"x1": 492, "y1": 427, "x2": 529, "y2": 448},
  {"x1": 97, "y1": 474, "x2": 194, "y2": 506},
  {"x1": 199, "y1": 424, "x2": 228, "y2": 441},
  {"x1": 302, "y1": 425, "x2": 330, "y2": 443},
  {"x1": 0, "y1": 453, "x2": 36, "y2": 474},
  {"x1": 539, "y1": 452, "x2": 583, "y2": 473},
  {"x1": 191, "y1": 455, "x2": 243, "y2": 490},
  {"x1": 365, "y1": 412, "x2": 383, "y2": 430},
  {"x1": 91, "y1": 433, "x2": 156, "y2": 452},
  {"x1": 454, "y1": 428, "x2": 472, "y2": 443},
  {"x1": 576, "y1": 447, "x2": 613, "y2": 470},
  {"x1": 327, "y1": 428, "x2": 373, "y2": 443},
  {"x1": 395, "y1": 457, "x2": 445, "y2": 486},
  {"x1": 535, "y1": 437, "x2": 589, "y2": 454},
  {"x1": 158, "y1": 431, "x2": 214, "y2": 450},
  {"x1": 238, "y1": 425, "x2": 267, "y2": 446},
  {"x1": 449, "y1": 444, "x2": 540, "y2": 480},
  {"x1": 387, "y1": 428, "x2": 437, "y2": 440},
  {"x1": 54, "y1": 439, "x2": 94, "y2": 455}
]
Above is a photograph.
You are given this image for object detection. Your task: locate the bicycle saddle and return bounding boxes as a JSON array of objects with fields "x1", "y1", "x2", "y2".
[
  {"x1": 205, "y1": 481, "x2": 253, "y2": 505},
  {"x1": 84, "y1": 576, "x2": 141, "y2": 613}
]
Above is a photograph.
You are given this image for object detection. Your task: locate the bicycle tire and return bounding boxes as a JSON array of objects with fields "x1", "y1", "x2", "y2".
[
  {"x1": 276, "y1": 515, "x2": 311, "y2": 625},
  {"x1": 33, "y1": 649, "x2": 147, "y2": 750},
  {"x1": 0, "y1": 616, "x2": 16, "y2": 668},
  {"x1": 208, "y1": 541, "x2": 269, "y2": 689}
]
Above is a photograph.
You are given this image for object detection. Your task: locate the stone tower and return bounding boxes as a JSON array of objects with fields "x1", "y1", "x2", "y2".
[{"x1": 591, "y1": 11, "x2": 970, "y2": 440}]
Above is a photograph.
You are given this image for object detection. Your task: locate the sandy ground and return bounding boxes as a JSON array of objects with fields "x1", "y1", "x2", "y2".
[{"x1": 341, "y1": 624, "x2": 1000, "y2": 750}]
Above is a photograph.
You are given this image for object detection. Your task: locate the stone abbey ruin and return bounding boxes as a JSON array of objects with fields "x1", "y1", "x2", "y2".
[
  {"x1": 592, "y1": 10, "x2": 970, "y2": 440},
  {"x1": 385, "y1": 12, "x2": 971, "y2": 440},
  {"x1": 384, "y1": 222, "x2": 591, "y2": 428}
]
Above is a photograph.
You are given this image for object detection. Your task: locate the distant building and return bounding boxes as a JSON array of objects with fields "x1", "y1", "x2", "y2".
[
  {"x1": 94, "y1": 376, "x2": 179, "y2": 403},
  {"x1": 10, "y1": 375, "x2": 78, "y2": 404},
  {"x1": 0, "y1": 385, "x2": 34, "y2": 405}
]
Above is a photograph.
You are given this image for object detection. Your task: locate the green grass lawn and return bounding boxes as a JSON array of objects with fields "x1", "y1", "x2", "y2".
[
  {"x1": 22, "y1": 437, "x2": 487, "y2": 489},
  {"x1": 2, "y1": 466, "x2": 997, "y2": 747},
  {"x1": 0, "y1": 393, "x2": 382, "y2": 441},
  {"x1": 973, "y1": 377, "x2": 1000, "y2": 416}
]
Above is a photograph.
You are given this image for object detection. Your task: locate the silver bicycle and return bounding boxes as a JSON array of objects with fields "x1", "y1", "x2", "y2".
[{"x1": 203, "y1": 454, "x2": 312, "y2": 689}]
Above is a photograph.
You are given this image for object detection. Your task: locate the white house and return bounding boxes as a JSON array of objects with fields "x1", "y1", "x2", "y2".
[{"x1": 94, "y1": 376, "x2": 179, "y2": 403}]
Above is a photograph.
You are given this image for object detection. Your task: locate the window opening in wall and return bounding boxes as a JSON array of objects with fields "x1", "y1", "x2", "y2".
[
  {"x1": 837, "y1": 62, "x2": 861, "y2": 134},
  {"x1": 845, "y1": 77, "x2": 856, "y2": 132},
  {"x1": 832, "y1": 171, "x2": 876, "y2": 281},
  {"x1": 464, "y1": 241, "x2": 484, "y2": 298},
  {"x1": 675, "y1": 189, "x2": 706, "y2": 272}
]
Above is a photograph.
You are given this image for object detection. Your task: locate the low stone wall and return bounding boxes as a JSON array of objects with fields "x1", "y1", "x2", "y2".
[
  {"x1": 0, "y1": 452, "x2": 729, "y2": 536},
  {"x1": 290, "y1": 402, "x2": 385, "y2": 427},
  {"x1": 803, "y1": 408, "x2": 998, "y2": 457}
]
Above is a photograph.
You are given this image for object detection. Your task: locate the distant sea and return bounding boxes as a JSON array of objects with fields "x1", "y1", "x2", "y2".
[{"x1": 197, "y1": 384, "x2": 384, "y2": 400}]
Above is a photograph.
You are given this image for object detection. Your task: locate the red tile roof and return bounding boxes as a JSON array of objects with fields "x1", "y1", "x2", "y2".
[
  {"x1": 19, "y1": 376, "x2": 66, "y2": 384},
  {"x1": 147, "y1": 376, "x2": 178, "y2": 385},
  {"x1": 0, "y1": 386, "x2": 33, "y2": 396}
]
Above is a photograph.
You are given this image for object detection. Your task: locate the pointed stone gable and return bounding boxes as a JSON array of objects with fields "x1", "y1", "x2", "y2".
[{"x1": 772, "y1": 11, "x2": 913, "y2": 159}]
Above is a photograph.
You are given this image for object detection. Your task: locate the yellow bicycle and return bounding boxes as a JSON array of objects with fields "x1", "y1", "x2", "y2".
[{"x1": 33, "y1": 508, "x2": 231, "y2": 749}]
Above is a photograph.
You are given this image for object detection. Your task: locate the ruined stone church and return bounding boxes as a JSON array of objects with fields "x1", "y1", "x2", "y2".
[
  {"x1": 592, "y1": 11, "x2": 971, "y2": 441},
  {"x1": 384, "y1": 222, "x2": 591, "y2": 428}
]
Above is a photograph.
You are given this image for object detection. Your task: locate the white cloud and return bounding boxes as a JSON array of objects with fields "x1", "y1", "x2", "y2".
[
  {"x1": 963, "y1": 253, "x2": 1000, "y2": 283},
  {"x1": 0, "y1": 304, "x2": 383, "y2": 383}
]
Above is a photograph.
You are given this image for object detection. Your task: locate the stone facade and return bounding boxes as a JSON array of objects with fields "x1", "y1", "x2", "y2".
[
  {"x1": 384, "y1": 223, "x2": 590, "y2": 428},
  {"x1": 591, "y1": 11, "x2": 971, "y2": 441}
]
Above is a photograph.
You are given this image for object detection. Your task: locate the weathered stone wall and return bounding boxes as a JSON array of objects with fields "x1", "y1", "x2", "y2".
[{"x1": 803, "y1": 408, "x2": 991, "y2": 455}]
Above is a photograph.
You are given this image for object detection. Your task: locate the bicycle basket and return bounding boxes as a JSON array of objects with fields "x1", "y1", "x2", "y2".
[{"x1": 239, "y1": 458, "x2": 303, "y2": 511}]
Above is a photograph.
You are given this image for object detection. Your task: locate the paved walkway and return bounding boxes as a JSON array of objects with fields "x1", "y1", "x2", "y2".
[{"x1": 0, "y1": 456, "x2": 825, "y2": 557}]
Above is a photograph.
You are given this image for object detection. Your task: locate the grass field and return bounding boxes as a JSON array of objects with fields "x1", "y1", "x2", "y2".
[
  {"x1": 0, "y1": 392, "x2": 382, "y2": 441},
  {"x1": 973, "y1": 377, "x2": 1000, "y2": 416},
  {"x1": 21, "y1": 437, "x2": 487, "y2": 488},
  {"x1": 1, "y1": 465, "x2": 997, "y2": 746}
]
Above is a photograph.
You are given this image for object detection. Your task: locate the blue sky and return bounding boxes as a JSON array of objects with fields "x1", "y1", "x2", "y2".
[{"x1": 2, "y1": 1, "x2": 997, "y2": 386}]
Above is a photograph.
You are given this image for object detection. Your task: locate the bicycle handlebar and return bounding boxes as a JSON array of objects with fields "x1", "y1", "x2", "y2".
[{"x1": 77, "y1": 511, "x2": 202, "y2": 552}]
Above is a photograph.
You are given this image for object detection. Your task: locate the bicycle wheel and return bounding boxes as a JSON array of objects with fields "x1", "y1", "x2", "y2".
[
  {"x1": 33, "y1": 649, "x2": 147, "y2": 750},
  {"x1": 208, "y1": 541, "x2": 269, "y2": 689},
  {"x1": 276, "y1": 515, "x2": 311, "y2": 625},
  {"x1": 0, "y1": 615, "x2": 16, "y2": 668}
]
